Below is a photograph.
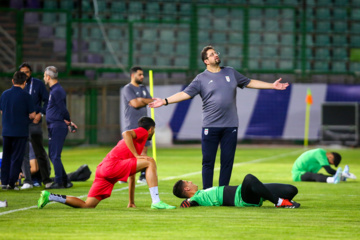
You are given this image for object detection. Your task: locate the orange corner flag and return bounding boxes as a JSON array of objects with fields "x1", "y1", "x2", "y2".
[{"x1": 305, "y1": 88, "x2": 313, "y2": 105}]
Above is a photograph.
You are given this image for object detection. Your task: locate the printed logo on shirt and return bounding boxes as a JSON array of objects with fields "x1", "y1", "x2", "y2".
[
  {"x1": 225, "y1": 76, "x2": 230, "y2": 82},
  {"x1": 204, "y1": 128, "x2": 209, "y2": 135},
  {"x1": 142, "y1": 90, "x2": 147, "y2": 96},
  {"x1": 136, "y1": 92, "x2": 140, "y2": 96},
  {"x1": 208, "y1": 80, "x2": 213, "y2": 84}
]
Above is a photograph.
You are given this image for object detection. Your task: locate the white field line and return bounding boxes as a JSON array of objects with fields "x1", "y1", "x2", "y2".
[{"x1": 0, "y1": 149, "x2": 302, "y2": 216}]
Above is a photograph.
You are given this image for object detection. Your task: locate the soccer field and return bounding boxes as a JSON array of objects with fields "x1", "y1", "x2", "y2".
[{"x1": 0, "y1": 146, "x2": 359, "y2": 240}]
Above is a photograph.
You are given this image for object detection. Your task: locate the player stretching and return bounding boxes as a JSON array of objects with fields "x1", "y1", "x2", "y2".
[
  {"x1": 38, "y1": 117, "x2": 175, "y2": 209},
  {"x1": 173, "y1": 174, "x2": 300, "y2": 209}
]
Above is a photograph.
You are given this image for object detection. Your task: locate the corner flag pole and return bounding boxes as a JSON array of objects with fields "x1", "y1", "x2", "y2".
[
  {"x1": 149, "y1": 70, "x2": 157, "y2": 162},
  {"x1": 304, "y1": 88, "x2": 313, "y2": 148}
]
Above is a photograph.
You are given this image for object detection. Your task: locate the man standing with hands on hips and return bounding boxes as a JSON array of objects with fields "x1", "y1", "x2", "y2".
[
  {"x1": 149, "y1": 45, "x2": 289, "y2": 190},
  {"x1": 43, "y1": 66, "x2": 77, "y2": 189}
]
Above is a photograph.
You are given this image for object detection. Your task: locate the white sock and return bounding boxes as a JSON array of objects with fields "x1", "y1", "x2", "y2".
[
  {"x1": 49, "y1": 193, "x2": 66, "y2": 203},
  {"x1": 277, "y1": 198, "x2": 284, "y2": 206},
  {"x1": 326, "y1": 177, "x2": 335, "y2": 183},
  {"x1": 149, "y1": 186, "x2": 160, "y2": 204}
]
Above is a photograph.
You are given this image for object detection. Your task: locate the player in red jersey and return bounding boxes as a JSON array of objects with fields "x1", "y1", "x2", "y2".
[{"x1": 38, "y1": 117, "x2": 175, "y2": 209}]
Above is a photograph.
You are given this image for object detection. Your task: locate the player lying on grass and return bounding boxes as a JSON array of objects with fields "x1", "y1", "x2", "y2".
[
  {"x1": 173, "y1": 174, "x2": 300, "y2": 208},
  {"x1": 292, "y1": 148, "x2": 356, "y2": 184},
  {"x1": 38, "y1": 117, "x2": 175, "y2": 210}
]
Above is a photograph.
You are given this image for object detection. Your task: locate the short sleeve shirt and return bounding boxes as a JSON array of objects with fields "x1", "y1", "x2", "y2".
[
  {"x1": 291, "y1": 148, "x2": 330, "y2": 181},
  {"x1": 102, "y1": 127, "x2": 148, "y2": 163},
  {"x1": 183, "y1": 67, "x2": 250, "y2": 127},
  {"x1": 122, "y1": 83, "x2": 151, "y2": 130},
  {"x1": 190, "y1": 186, "x2": 225, "y2": 206}
]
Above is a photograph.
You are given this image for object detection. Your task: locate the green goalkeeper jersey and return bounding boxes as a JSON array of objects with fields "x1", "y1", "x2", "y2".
[
  {"x1": 292, "y1": 148, "x2": 330, "y2": 181},
  {"x1": 190, "y1": 185, "x2": 263, "y2": 207}
]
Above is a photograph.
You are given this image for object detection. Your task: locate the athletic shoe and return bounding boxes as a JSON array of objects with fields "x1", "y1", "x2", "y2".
[
  {"x1": 151, "y1": 201, "x2": 176, "y2": 209},
  {"x1": 45, "y1": 182, "x2": 64, "y2": 189},
  {"x1": 276, "y1": 199, "x2": 300, "y2": 208},
  {"x1": 6, "y1": 185, "x2": 19, "y2": 190},
  {"x1": 334, "y1": 167, "x2": 342, "y2": 184},
  {"x1": 45, "y1": 182, "x2": 54, "y2": 189},
  {"x1": 137, "y1": 175, "x2": 147, "y2": 184},
  {"x1": 118, "y1": 181, "x2": 127, "y2": 184},
  {"x1": 0, "y1": 200, "x2": 7, "y2": 208},
  {"x1": 38, "y1": 190, "x2": 50, "y2": 209},
  {"x1": 33, "y1": 182, "x2": 41, "y2": 187},
  {"x1": 65, "y1": 182, "x2": 73, "y2": 188},
  {"x1": 21, "y1": 183, "x2": 33, "y2": 190}
]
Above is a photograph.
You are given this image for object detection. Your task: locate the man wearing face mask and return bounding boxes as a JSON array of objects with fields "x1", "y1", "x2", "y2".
[
  {"x1": 19, "y1": 62, "x2": 52, "y2": 189},
  {"x1": 122, "y1": 66, "x2": 153, "y2": 184}
]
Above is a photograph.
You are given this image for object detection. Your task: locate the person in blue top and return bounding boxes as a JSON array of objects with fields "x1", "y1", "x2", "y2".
[
  {"x1": 149, "y1": 45, "x2": 289, "y2": 189},
  {"x1": 19, "y1": 62, "x2": 52, "y2": 189},
  {"x1": 0, "y1": 71, "x2": 35, "y2": 190},
  {"x1": 43, "y1": 66, "x2": 77, "y2": 189}
]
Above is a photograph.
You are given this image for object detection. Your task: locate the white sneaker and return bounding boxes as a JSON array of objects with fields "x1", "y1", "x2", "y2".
[
  {"x1": 21, "y1": 183, "x2": 33, "y2": 190},
  {"x1": 342, "y1": 165, "x2": 350, "y2": 181},
  {"x1": 137, "y1": 178, "x2": 147, "y2": 184},
  {"x1": 0, "y1": 200, "x2": 8, "y2": 208},
  {"x1": 333, "y1": 167, "x2": 342, "y2": 184}
]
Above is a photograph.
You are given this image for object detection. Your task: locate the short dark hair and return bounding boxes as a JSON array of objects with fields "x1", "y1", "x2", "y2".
[
  {"x1": 173, "y1": 180, "x2": 187, "y2": 198},
  {"x1": 12, "y1": 71, "x2": 27, "y2": 85},
  {"x1": 201, "y1": 45, "x2": 215, "y2": 63},
  {"x1": 331, "y1": 152, "x2": 342, "y2": 167},
  {"x1": 138, "y1": 116, "x2": 155, "y2": 130},
  {"x1": 130, "y1": 66, "x2": 143, "y2": 74},
  {"x1": 19, "y1": 62, "x2": 32, "y2": 72}
]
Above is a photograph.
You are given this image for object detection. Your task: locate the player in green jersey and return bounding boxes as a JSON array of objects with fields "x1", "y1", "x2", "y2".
[
  {"x1": 173, "y1": 174, "x2": 300, "y2": 208},
  {"x1": 292, "y1": 148, "x2": 356, "y2": 184}
]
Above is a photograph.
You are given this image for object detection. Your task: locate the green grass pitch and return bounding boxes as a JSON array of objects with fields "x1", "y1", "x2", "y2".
[{"x1": 0, "y1": 146, "x2": 359, "y2": 240}]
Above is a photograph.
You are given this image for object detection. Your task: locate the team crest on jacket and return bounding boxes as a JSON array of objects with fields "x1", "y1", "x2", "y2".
[
  {"x1": 225, "y1": 76, "x2": 230, "y2": 82},
  {"x1": 204, "y1": 128, "x2": 209, "y2": 135},
  {"x1": 143, "y1": 90, "x2": 147, "y2": 96}
]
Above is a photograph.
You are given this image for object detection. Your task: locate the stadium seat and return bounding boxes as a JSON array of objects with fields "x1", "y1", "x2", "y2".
[
  {"x1": 262, "y1": 46, "x2": 277, "y2": 58},
  {"x1": 108, "y1": 28, "x2": 122, "y2": 40},
  {"x1": 350, "y1": 36, "x2": 360, "y2": 47},
  {"x1": 95, "y1": 0, "x2": 107, "y2": 12},
  {"x1": 249, "y1": 33, "x2": 262, "y2": 45},
  {"x1": 351, "y1": 22, "x2": 360, "y2": 33},
  {"x1": 38, "y1": 25, "x2": 53, "y2": 39},
  {"x1": 140, "y1": 42, "x2": 156, "y2": 54},
  {"x1": 179, "y1": 3, "x2": 192, "y2": 16},
  {"x1": 198, "y1": 7, "x2": 211, "y2": 17},
  {"x1": 315, "y1": 35, "x2": 330, "y2": 46},
  {"x1": 333, "y1": 48, "x2": 348, "y2": 60},
  {"x1": 103, "y1": 55, "x2": 116, "y2": 65},
  {"x1": 90, "y1": 28, "x2": 102, "y2": 39},
  {"x1": 198, "y1": 30, "x2": 210, "y2": 43},
  {"x1": 111, "y1": 13, "x2": 126, "y2": 20},
  {"x1": 55, "y1": 26, "x2": 66, "y2": 38},
  {"x1": 175, "y1": 43, "x2": 190, "y2": 56},
  {"x1": 281, "y1": 9, "x2": 294, "y2": 19},
  {"x1": 333, "y1": 21, "x2": 348, "y2": 33},
  {"x1": 138, "y1": 57, "x2": 155, "y2": 66},
  {"x1": 281, "y1": 20, "x2": 294, "y2": 32},
  {"x1": 280, "y1": 34, "x2": 294, "y2": 46},
  {"x1": 316, "y1": 8, "x2": 331, "y2": 20},
  {"x1": 89, "y1": 40, "x2": 103, "y2": 53},
  {"x1": 263, "y1": 33, "x2": 278, "y2": 45},
  {"x1": 351, "y1": 9, "x2": 360, "y2": 21},
  {"x1": 213, "y1": 8, "x2": 229, "y2": 17},
  {"x1": 214, "y1": 19, "x2": 229, "y2": 30},
  {"x1": 332, "y1": 35, "x2": 348, "y2": 46},
  {"x1": 58, "y1": 13, "x2": 67, "y2": 24},
  {"x1": 332, "y1": 62, "x2": 347, "y2": 72},
  {"x1": 250, "y1": 0, "x2": 265, "y2": 5},
  {"x1": 129, "y1": 1, "x2": 143, "y2": 13},
  {"x1": 264, "y1": 20, "x2": 280, "y2": 31},
  {"x1": 306, "y1": 20, "x2": 314, "y2": 32},
  {"x1": 230, "y1": 19, "x2": 243, "y2": 31},
  {"x1": 316, "y1": 0, "x2": 332, "y2": 6},
  {"x1": 249, "y1": 9, "x2": 263, "y2": 18},
  {"x1": 229, "y1": 32, "x2": 243, "y2": 44},
  {"x1": 24, "y1": 12, "x2": 39, "y2": 24},
  {"x1": 279, "y1": 60, "x2": 293, "y2": 69},
  {"x1": 60, "y1": 0, "x2": 73, "y2": 10},
  {"x1": 249, "y1": 19, "x2": 262, "y2": 31},
  {"x1": 315, "y1": 48, "x2": 330, "y2": 59},
  {"x1": 146, "y1": 2, "x2": 160, "y2": 13},
  {"x1": 110, "y1": 2, "x2": 126, "y2": 12},
  {"x1": 249, "y1": 46, "x2": 260, "y2": 56},
  {"x1": 42, "y1": 13, "x2": 56, "y2": 24},
  {"x1": 282, "y1": 0, "x2": 298, "y2": 6},
  {"x1": 249, "y1": 59, "x2": 259, "y2": 69},
  {"x1": 177, "y1": 30, "x2": 190, "y2": 42},
  {"x1": 225, "y1": 58, "x2": 241, "y2": 69},
  {"x1": 266, "y1": 0, "x2": 281, "y2": 5},
  {"x1": 108, "y1": 41, "x2": 121, "y2": 52},
  {"x1": 156, "y1": 56, "x2": 171, "y2": 66},
  {"x1": 229, "y1": 9, "x2": 244, "y2": 18},
  {"x1": 316, "y1": 21, "x2": 331, "y2": 33},
  {"x1": 264, "y1": 9, "x2": 279, "y2": 18},
  {"x1": 227, "y1": 45, "x2": 242, "y2": 57},
  {"x1": 280, "y1": 47, "x2": 294, "y2": 58},
  {"x1": 142, "y1": 29, "x2": 157, "y2": 40},
  {"x1": 313, "y1": 61, "x2": 329, "y2": 71},
  {"x1": 211, "y1": 32, "x2": 226, "y2": 43},
  {"x1": 334, "y1": 0, "x2": 348, "y2": 6},
  {"x1": 159, "y1": 43, "x2": 173, "y2": 54},
  {"x1": 174, "y1": 57, "x2": 189, "y2": 67},
  {"x1": 333, "y1": 8, "x2": 347, "y2": 20},
  {"x1": 44, "y1": 0, "x2": 57, "y2": 9},
  {"x1": 198, "y1": 17, "x2": 212, "y2": 29},
  {"x1": 81, "y1": 0, "x2": 92, "y2": 12},
  {"x1": 350, "y1": 62, "x2": 360, "y2": 72},
  {"x1": 261, "y1": 60, "x2": 276, "y2": 70},
  {"x1": 160, "y1": 29, "x2": 175, "y2": 42}
]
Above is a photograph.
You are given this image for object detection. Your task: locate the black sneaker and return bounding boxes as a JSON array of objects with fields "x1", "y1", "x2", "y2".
[
  {"x1": 65, "y1": 182, "x2": 73, "y2": 188},
  {"x1": 45, "y1": 182, "x2": 65, "y2": 189},
  {"x1": 137, "y1": 175, "x2": 146, "y2": 184}
]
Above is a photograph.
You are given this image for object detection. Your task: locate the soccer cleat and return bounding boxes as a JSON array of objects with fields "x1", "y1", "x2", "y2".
[
  {"x1": 137, "y1": 175, "x2": 147, "y2": 184},
  {"x1": 276, "y1": 199, "x2": 300, "y2": 208},
  {"x1": 0, "y1": 200, "x2": 7, "y2": 208},
  {"x1": 21, "y1": 183, "x2": 33, "y2": 190},
  {"x1": 333, "y1": 167, "x2": 342, "y2": 184},
  {"x1": 38, "y1": 190, "x2": 50, "y2": 209},
  {"x1": 151, "y1": 201, "x2": 176, "y2": 209}
]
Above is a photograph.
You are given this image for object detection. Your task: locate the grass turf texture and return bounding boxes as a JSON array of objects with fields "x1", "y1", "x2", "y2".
[{"x1": 0, "y1": 146, "x2": 359, "y2": 240}]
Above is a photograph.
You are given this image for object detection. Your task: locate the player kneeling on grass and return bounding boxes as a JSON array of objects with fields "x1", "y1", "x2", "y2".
[
  {"x1": 173, "y1": 174, "x2": 300, "y2": 208},
  {"x1": 292, "y1": 148, "x2": 356, "y2": 184},
  {"x1": 38, "y1": 117, "x2": 175, "y2": 210}
]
